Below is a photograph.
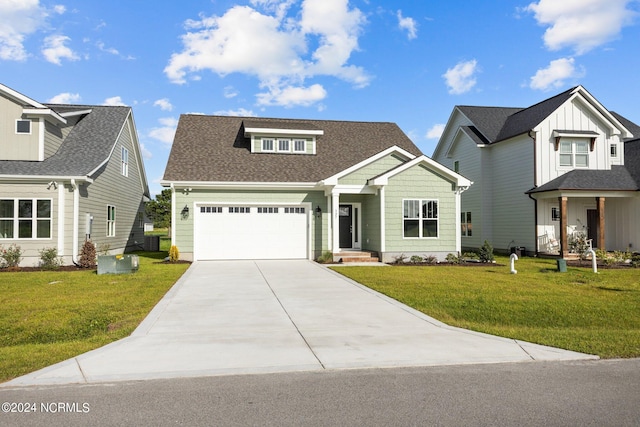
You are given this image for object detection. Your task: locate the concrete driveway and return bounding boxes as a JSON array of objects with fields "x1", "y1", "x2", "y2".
[{"x1": 4, "y1": 260, "x2": 597, "y2": 386}]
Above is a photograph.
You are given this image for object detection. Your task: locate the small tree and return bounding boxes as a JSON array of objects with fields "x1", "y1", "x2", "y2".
[
  {"x1": 479, "y1": 240, "x2": 494, "y2": 263},
  {"x1": 169, "y1": 245, "x2": 180, "y2": 262},
  {"x1": 78, "y1": 240, "x2": 97, "y2": 268},
  {"x1": 145, "y1": 189, "x2": 172, "y2": 235}
]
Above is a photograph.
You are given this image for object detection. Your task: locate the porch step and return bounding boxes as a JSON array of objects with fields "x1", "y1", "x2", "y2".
[{"x1": 334, "y1": 251, "x2": 380, "y2": 263}]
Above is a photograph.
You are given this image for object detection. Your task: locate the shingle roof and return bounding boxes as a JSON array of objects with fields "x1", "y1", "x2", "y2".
[
  {"x1": 624, "y1": 139, "x2": 640, "y2": 186},
  {"x1": 458, "y1": 86, "x2": 577, "y2": 144},
  {"x1": 527, "y1": 166, "x2": 639, "y2": 194},
  {"x1": 611, "y1": 111, "x2": 640, "y2": 141},
  {"x1": 162, "y1": 115, "x2": 424, "y2": 182},
  {"x1": 0, "y1": 105, "x2": 130, "y2": 177}
]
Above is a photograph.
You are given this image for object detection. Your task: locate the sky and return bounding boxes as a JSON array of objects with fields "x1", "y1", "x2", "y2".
[{"x1": 2, "y1": 0, "x2": 640, "y2": 196}]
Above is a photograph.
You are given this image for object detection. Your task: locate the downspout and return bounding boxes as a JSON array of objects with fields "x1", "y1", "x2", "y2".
[
  {"x1": 170, "y1": 183, "x2": 176, "y2": 247},
  {"x1": 527, "y1": 130, "x2": 538, "y2": 256},
  {"x1": 71, "y1": 179, "x2": 79, "y2": 264}
]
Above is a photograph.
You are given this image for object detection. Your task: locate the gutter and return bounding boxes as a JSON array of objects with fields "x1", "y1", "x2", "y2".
[{"x1": 527, "y1": 130, "x2": 538, "y2": 256}]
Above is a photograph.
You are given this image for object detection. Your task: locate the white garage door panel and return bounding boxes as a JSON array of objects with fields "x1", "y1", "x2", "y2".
[{"x1": 195, "y1": 205, "x2": 308, "y2": 260}]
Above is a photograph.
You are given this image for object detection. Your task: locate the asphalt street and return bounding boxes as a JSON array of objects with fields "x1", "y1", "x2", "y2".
[{"x1": 1, "y1": 358, "x2": 639, "y2": 426}]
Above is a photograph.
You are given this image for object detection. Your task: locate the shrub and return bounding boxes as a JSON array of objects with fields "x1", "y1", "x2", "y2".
[
  {"x1": 316, "y1": 251, "x2": 334, "y2": 264},
  {"x1": 0, "y1": 243, "x2": 22, "y2": 268},
  {"x1": 423, "y1": 255, "x2": 438, "y2": 265},
  {"x1": 462, "y1": 251, "x2": 479, "y2": 260},
  {"x1": 169, "y1": 245, "x2": 180, "y2": 262},
  {"x1": 478, "y1": 240, "x2": 494, "y2": 263},
  {"x1": 78, "y1": 240, "x2": 97, "y2": 268},
  {"x1": 445, "y1": 253, "x2": 460, "y2": 264},
  {"x1": 38, "y1": 247, "x2": 62, "y2": 270},
  {"x1": 393, "y1": 253, "x2": 408, "y2": 264},
  {"x1": 410, "y1": 255, "x2": 423, "y2": 264}
]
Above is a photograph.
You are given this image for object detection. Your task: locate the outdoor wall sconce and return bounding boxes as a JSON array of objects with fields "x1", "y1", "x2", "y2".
[
  {"x1": 181, "y1": 205, "x2": 190, "y2": 219},
  {"x1": 315, "y1": 205, "x2": 322, "y2": 217}
]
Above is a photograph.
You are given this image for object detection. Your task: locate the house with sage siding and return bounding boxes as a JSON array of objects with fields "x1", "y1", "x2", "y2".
[
  {"x1": 432, "y1": 85, "x2": 640, "y2": 257},
  {"x1": 161, "y1": 115, "x2": 471, "y2": 263},
  {"x1": 0, "y1": 83, "x2": 150, "y2": 267}
]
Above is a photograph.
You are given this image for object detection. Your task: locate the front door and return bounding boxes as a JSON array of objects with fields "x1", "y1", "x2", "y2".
[
  {"x1": 339, "y1": 205, "x2": 352, "y2": 248},
  {"x1": 587, "y1": 209, "x2": 598, "y2": 248}
]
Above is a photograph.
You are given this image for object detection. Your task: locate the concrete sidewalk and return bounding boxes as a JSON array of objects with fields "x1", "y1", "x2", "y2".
[{"x1": 3, "y1": 260, "x2": 597, "y2": 386}]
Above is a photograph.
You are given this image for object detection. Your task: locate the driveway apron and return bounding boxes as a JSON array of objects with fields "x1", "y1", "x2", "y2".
[{"x1": 4, "y1": 260, "x2": 597, "y2": 386}]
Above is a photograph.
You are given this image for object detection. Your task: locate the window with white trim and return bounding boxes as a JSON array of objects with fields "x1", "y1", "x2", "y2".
[
  {"x1": 16, "y1": 119, "x2": 31, "y2": 134},
  {"x1": 262, "y1": 138, "x2": 274, "y2": 152},
  {"x1": 0, "y1": 198, "x2": 52, "y2": 239},
  {"x1": 107, "y1": 205, "x2": 116, "y2": 237},
  {"x1": 121, "y1": 146, "x2": 129, "y2": 176},
  {"x1": 278, "y1": 139, "x2": 290, "y2": 152},
  {"x1": 403, "y1": 199, "x2": 438, "y2": 238},
  {"x1": 293, "y1": 139, "x2": 306, "y2": 152},
  {"x1": 461, "y1": 211, "x2": 472, "y2": 237},
  {"x1": 559, "y1": 139, "x2": 589, "y2": 167},
  {"x1": 610, "y1": 143, "x2": 618, "y2": 158},
  {"x1": 551, "y1": 207, "x2": 560, "y2": 221}
]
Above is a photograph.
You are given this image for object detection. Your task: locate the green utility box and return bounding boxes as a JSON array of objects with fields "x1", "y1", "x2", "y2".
[
  {"x1": 97, "y1": 254, "x2": 140, "y2": 275},
  {"x1": 556, "y1": 258, "x2": 567, "y2": 273}
]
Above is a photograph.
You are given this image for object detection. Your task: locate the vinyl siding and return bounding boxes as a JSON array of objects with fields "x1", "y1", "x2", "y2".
[
  {"x1": 78, "y1": 115, "x2": 146, "y2": 255},
  {"x1": 173, "y1": 189, "x2": 327, "y2": 260},
  {"x1": 0, "y1": 94, "x2": 41, "y2": 161},
  {"x1": 0, "y1": 182, "x2": 74, "y2": 266},
  {"x1": 486, "y1": 135, "x2": 535, "y2": 251},
  {"x1": 338, "y1": 154, "x2": 406, "y2": 185},
  {"x1": 383, "y1": 164, "x2": 457, "y2": 252},
  {"x1": 535, "y1": 98, "x2": 622, "y2": 185}
]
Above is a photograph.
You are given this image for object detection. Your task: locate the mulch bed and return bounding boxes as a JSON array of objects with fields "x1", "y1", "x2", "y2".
[{"x1": 0, "y1": 265, "x2": 94, "y2": 273}]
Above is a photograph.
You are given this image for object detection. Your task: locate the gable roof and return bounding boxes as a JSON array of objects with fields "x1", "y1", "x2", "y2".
[
  {"x1": 162, "y1": 115, "x2": 424, "y2": 183},
  {"x1": 611, "y1": 111, "x2": 640, "y2": 141},
  {"x1": 0, "y1": 105, "x2": 132, "y2": 178},
  {"x1": 624, "y1": 139, "x2": 640, "y2": 186}
]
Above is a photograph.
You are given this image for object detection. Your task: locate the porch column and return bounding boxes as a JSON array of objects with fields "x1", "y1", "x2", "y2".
[
  {"x1": 331, "y1": 191, "x2": 340, "y2": 253},
  {"x1": 559, "y1": 196, "x2": 568, "y2": 258},
  {"x1": 596, "y1": 197, "x2": 605, "y2": 250}
]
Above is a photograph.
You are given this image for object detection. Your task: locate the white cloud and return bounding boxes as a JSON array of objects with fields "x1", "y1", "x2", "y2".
[
  {"x1": 153, "y1": 98, "x2": 173, "y2": 111},
  {"x1": 256, "y1": 83, "x2": 327, "y2": 107},
  {"x1": 42, "y1": 34, "x2": 79, "y2": 65},
  {"x1": 139, "y1": 142, "x2": 152, "y2": 160},
  {"x1": 149, "y1": 117, "x2": 178, "y2": 145},
  {"x1": 97, "y1": 41, "x2": 119, "y2": 55},
  {"x1": 426, "y1": 124, "x2": 445, "y2": 139},
  {"x1": 0, "y1": 0, "x2": 48, "y2": 61},
  {"x1": 529, "y1": 57, "x2": 585, "y2": 90},
  {"x1": 224, "y1": 86, "x2": 238, "y2": 98},
  {"x1": 47, "y1": 92, "x2": 81, "y2": 104},
  {"x1": 443, "y1": 59, "x2": 478, "y2": 94},
  {"x1": 164, "y1": 0, "x2": 369, "y2": 107},
  {"x1": 397, "y1": 10, "x2": 417, "y2": 40},
  {"x1": 213, "y1": 108, "x2": 257, "y2": 117},
  {"x1": 53, "y1": 5, "x2": 65, "y2": 14},
  {"x1": 525, "y1": 0, "x2": 637, "y2": 54},
  {"x1": 103, "y1": 96, "x2": 126, "y2": 106}
]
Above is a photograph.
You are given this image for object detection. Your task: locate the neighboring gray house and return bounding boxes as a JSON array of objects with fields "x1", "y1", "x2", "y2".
[
  {"x1": 433, "y1": 85, "x2": 640, "y2": 257},
  {"x1": 161, "y1": 115, "x2": 471, "y2": 263},
  {"x1": 0, "y1": 83, "x2": 150, "y2": 266}
]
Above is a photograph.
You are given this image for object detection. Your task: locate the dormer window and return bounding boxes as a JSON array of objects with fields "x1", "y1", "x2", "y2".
[
  {"x1": 278, "y1": 139, "x2": 290, "y2": 152},
  {"x1": 262, "y1": 138, "x2": 275, "y2": 152},
  {"x1": 16, "y1": 119, "x2": 31, "y2": 134},
  {"x1": 294, "y1": 139, "x2": 305, "y2": 152}
]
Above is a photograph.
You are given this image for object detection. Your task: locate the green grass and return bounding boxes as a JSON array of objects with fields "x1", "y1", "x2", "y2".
[
  {"x1": 332, "y1": 256, "x2": 640, "y2": 358},
  {"x1": 0, "y1": 251, "x2": 190, "y2": 382}
]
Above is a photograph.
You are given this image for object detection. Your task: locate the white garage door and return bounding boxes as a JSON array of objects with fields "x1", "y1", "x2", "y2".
[{"x1": 194, "y1": 204, "x2": 309, "y2": 260}]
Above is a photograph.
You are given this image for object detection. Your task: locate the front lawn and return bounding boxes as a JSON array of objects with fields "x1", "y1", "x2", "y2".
[
  {"x1": 0, "y1": 251, "x2": 190, "y2": 383},
  {"x1": 333, "y1": 256, "x2": 640, "y2": 358}
]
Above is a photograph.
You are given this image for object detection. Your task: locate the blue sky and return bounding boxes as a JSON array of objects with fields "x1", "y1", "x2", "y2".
[{"x1": 2, "y1": 0, "x2": 639, "y2": 196}]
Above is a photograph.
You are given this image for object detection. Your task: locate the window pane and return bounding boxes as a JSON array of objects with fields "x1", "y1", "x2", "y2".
[
  {"x1": 423, "y1": 220, "x2": 438, "y2": 237},
  {"x1": 404, "y1": 200, "x2": 419, "y2": 218},
  {"x1": 0, "y1": 220, "x2": 13, "y2": 238},
  {"x1": 18, "y1": 200, "x2": 32, "y2": 218},
  {"x1": 576, "y1": 154, "x2": 588, "y2": 167},
  {"x1": 19, "y1": 220, "x2": 32, "y2": 238},
  {"x1": 37, "y1": 220, "x2": 51, "y2": 238},
  {"x1": 611, "y1": 144, "x2": 617, "y2": 157},
  {"x1": 16, "y1": 120, "x2": 31, "y2": 133},
  {"x1": 559, "y1": 154, "x2": 572, "y2": 166},
  {"x1": 423, "y1": 200, "x2": 438, "y2": 219},
  {"x1": 404, "y1": 220, "x2": 419, "y2": 237},
  {"x1": 0, "y1": 200, "x2": 13, "y2": 218},
  {"x1": 37, "y1": 200, "x2": 51, "y2": 218},
  {"x1": 575, "y1": 141, "x2": 588, "y2": 153},
  {"x1": 278, "y1": 139, "x2": 289, "y2": 151},
  {"x1": 466, "y1": 212, "x2": 472, "y2": 223},
  {"x1": 560, "y1": 141, "x2": 572, "y2": 153}
]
